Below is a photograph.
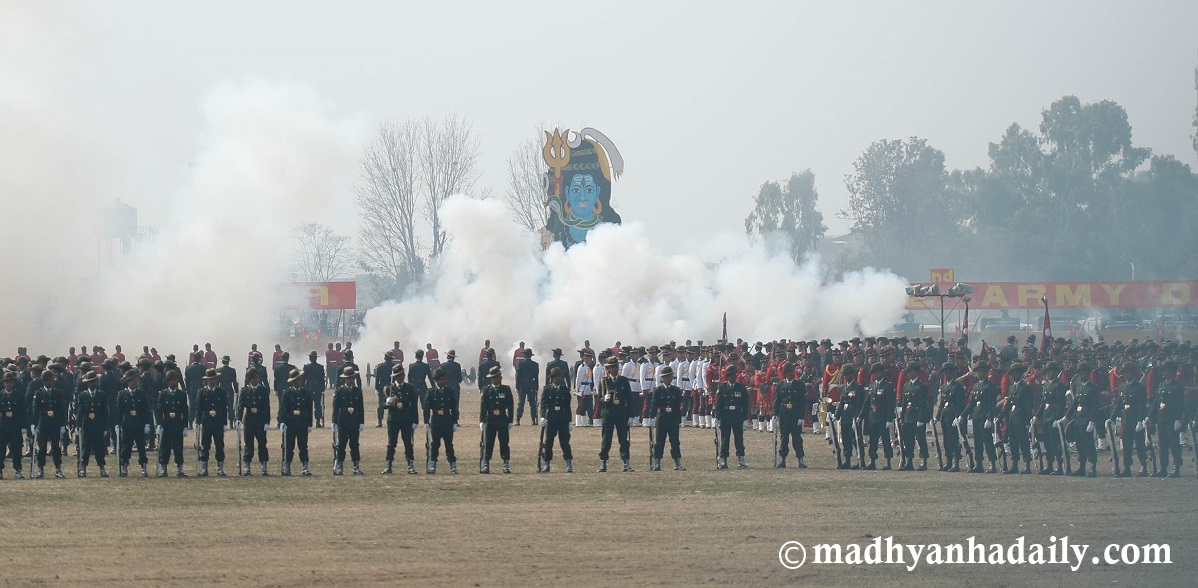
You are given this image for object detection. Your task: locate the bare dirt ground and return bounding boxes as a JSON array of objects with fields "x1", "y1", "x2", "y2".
[{"x1": 2, "y1": 397, "x2": 1195, "y2": 587}]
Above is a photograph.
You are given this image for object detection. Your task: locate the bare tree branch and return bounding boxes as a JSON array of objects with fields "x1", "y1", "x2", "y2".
[
  {"x1": 355, "y1": 121, "x2": 424, "y2": 291},
  {"x1": 292, "y1": 222, "x2": 355, "y2": 282},
  {"x1": 504, "y1": 135, "x2": 548, "y2": 235},
  {"x1": 418, "y1": 114, "x2": 480, "y2": 258}
]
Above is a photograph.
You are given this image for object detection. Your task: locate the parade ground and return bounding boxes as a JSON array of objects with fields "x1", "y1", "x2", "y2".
[{"x1": 2, "y1": 402, "x2": 1194, "y2": 587}]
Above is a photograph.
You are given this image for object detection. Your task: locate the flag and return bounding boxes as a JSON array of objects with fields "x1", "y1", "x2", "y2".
[
  {"x1": 1040, "y1": 301, "x2": 1051, "y2": 354},
  {"x1": 962, "y1": 304, "x2": 970, "y2": 347}
]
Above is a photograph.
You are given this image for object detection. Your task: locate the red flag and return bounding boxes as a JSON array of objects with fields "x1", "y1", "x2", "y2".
[
  {"x1": 1040, "y1": 299, "x2": 1051, "y2": 354},
  {"x1": 962, "y1": 304, "x2": 970, "y2": 347}
]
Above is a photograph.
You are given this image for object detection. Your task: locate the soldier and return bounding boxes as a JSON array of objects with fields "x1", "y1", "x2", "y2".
[
  {"x1": 236, "y1": 369, "x2": 272, "y2": 475},
  {"x1": 963, "y1": 361, "x2": 999, "y2": 474},
  {"x1": 75, "y1": 371, "x2": 109, "y2": 477},
  {"x1": 1152, "y1": 359, "x2": 1185, "y2": 477},
  {"x1": 184, "y1": 352, "x2": 205, "y2": 425},
  {"x1": 478, "y1": 365, "x2": 514, "y2": 474},
  {"x1": 194, "y1": 368, "x2": 228, "y2": 476},
  {"x1": 425, "y1": 368, "x2": 460, "y2": 474},
  {"x1": 714, "y1": 364, "x2": 750, "y2": 469},
  {"x1": 100, "y1": 358, "x2": 122, "y2": 451},
  {"x1": 1036, "y1": 362, "x2": 1067, "y2": 475},
  {"x1": 1000, "y1": 363, "x2": 1034, "y2": 474},
  {"x1": 302, "y1": 351, "x2": 326, "y2": 428},
  {"x1": 440, "y1": 350, "x2": 463, "y2": 388},
  {"x1": 647, "y1": 365, "x2": 686, "y2": 471},
  {"x1": 936, "y1": 363, "x2": 968, "y2": 472},
  {"x1": 116, "y1": 369, "x2": 152, "y2": 477},
  {"x1": 383, "y1": 364, "x2": 420, "y2": 475},
  {"x1": 325, "y1": 343, "x2": 342, "y2": 389},
  {"x1": 155, "y1": 371, "x2": 189, "y2": 477},
  {"x1": 772, "y1": 361, "x2": 806, "y2": 468},
  {"x1": 1064, "y1": 364, "x2": 1100, "y2": 477},
  {"x1": 862, "y1": 363, "x2": 895, "y2": 471},
  {"x1": 246, "y1": 351, "x2": 270, "y2": 390},
  {"x1": 30, "y1": 370, "x2": 67, "y2": 478},
  {"x1": 898, "y1": 362, "x2": 931, "y2": 471},
  {"x1": 408, "y1": 349, "x2": 433, "y2": 422},
  {"x1": 273, "y1": 352, "x2": 295, "y2": 398},
  {"x1": 278, "y1": 368, "x2": 314, "y2": 476},
  {"x1": 331, "y1": 367, "x2": 365, "y2": 475},
  {"x1": 596, "y1": 356, "x2": 634, "y2": 472},
  {"x1": 374, "y1": 351, "x2": 394, "y2": 428},
  {"x1": 478, "y1": 349, "x2": 500, "y2": 394},
  {"x1": 538, "y1": 367, "x2": 573, "y2": 473},
  {"x1": 514, "y1": 348, "x2": 539, "y2": 426},
  {"x1": 833, "y1": 364, "x2": 864, "y2": 469},
  {"x1": 340, "y1": 350, "x2": 361, "y2": 388},
  {"x1": 0, "y1": 371, "x2": 27, "y2": 479},
  {"x1": 574, "y1": 351, "x2": 597, "y2": 427},
  {"x1": 216, "y1": 355, "x2": 238, "y2": 428},
  {"x1": 1112, "y1": 361, "x2": 1150, "y2": 477}
]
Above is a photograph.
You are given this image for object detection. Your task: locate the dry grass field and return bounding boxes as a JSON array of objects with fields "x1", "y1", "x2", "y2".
[{"x1": 2, "y1": 398, "x2": 1195, "y2": 587}]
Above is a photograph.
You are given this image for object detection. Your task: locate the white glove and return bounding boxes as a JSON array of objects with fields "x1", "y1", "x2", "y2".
[
  {"x1": 1053, "y1": 418, "x2": 1063, "y2": 428},
  {"x1": 1105, "y1": 419, "x2": 1112, "y2": 430},
  {"x1": 712, "y1": 419, "x2": 719, "y2": 428},
  {"x1": 1176, "y1": 420, "x2": 1182, "y2": 432},
  {"x1": 628, "y1": 418, "x2": 635, "y2": 426},
  {"x1": 263, "y1": 423, "x2": 270, "y2": 432},
  {"x1": 916, "y1": 422, "x2": 924, "y2": 428},
  {"x1": 1135, "y1": 419, "x2": 1145, "y2": 432},
  {"x1": 30, "y1": 425, "x2": 37, "y2": 436},
  {"x1": 896, "y1": 407, "x2": 903, "y2": 418},
  {"x1": 156, "y1": 426, "x2": 163, "y2": 435},
  {"x1": 424, "y1": 423, "x2": 430, "y2": 431},
  {"x1": 1029, "y1": 418, "x2": 1036, "y2": 429},
  {"x1": 885, "y1": 422, "x2": 894, "y2": 433},
  {"x1": 1115, "y1": 417, "x2": 1122, "y2": 429},
  {"x1": 1086, "y1": 421, "x2": 1095, "y2": 433},
  {"x1": 568, "y1": 422, "x2": 574, "y2": 431},
  {"x1": 452, "y1": 424, "x2": 459, "y2": 431},
  {"x1": 60, "y1": 427, "x2": 67, "y2": 435},
  {"x1": 479, "y1": 423, "x2": 486, "y2": 432},
  {"x1": 279, "y1": 423, "x2": 286, "y2": 431},
  {"x1": 359, "y1": 424, "x2": 365, "y2": 432},
  {"x1": 144, "y1": 424, "x2": 151, "y2": 434},
  {"x1": 308, "y1": 426, "x2": 313, "y2": 433},
  {"x1": 604, "y1": 394, "x2": 612, "y2": 402},
  {"x1": 984, "y1": 420, "x2": 993, "y2": 430},
  {"x1": 539, "y1": 418, "x2": 547, "y2": 427},
  {"x1": 952, "y1": 417, "x2": 961, "y2": 427},
  {"x1": 223, "y1": 426, "x2": 229, "y2": 432},
  {"x1": 411, "y1": 423, "x2": 418, "y2": 431},
  {"x1": 646, "y1": 418, "x2": 655, "y2": 428},
  {"x1": 742, "y1": 420, "x2": 749, "y2": 430},
  {"x1": 508, "y1": 422, "x2": 514, "y2": 429}
]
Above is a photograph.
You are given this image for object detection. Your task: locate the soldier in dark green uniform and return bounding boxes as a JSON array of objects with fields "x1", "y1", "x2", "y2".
[
  {"x1": 278, "y1": 369, "x2": 314, "y2": 476},
  {"x1": 647, "y1": 365, "x2": 686, "y2": 471},
  {"x1": 383, "y1": 364, "x2": 420, "y2": 474},
  {"x1": 117, "y1": 370, "x2": 152, "y2": 477},
  {"x1": 538, "y1": 367, "x2": 573, "y2": 473},
  {"x1": 302, "y1": 351, "x2": 326, "y2": 428},
  {"x1": 1066, "y1": 364, "x2": 1100, "y2": 477},
  {"x1": 936, "y1": 363, "x2": 967, "y2": 472},
  {"x1": 1035, "y1": 362, "x2": 1067, "y2": 475},
  {"x1": 479, "y1": 365, "x2": 514, "y2": 474},
  {"x1": 194, "y1": 368, "x2": 228, "y2": 476},
  {"x1": 1152, "y1": 360, "x2": 1185, "y2": 477},
  {"x1": 1000, "y1": 363, "x2": 1034, "y2": 474},
  {"x1": 75, "y1": 371, "x2": 109, "y2": 477},
  {"x1": 331, "y1": 367, "x2": 365, "y2": 475},
  {"x1": 0, "y1": 371, "x2": 27, "y2": 478},
  {"x1": 964, "y1": 362, "x2": 999, "y2": 473},
  {"x1": 425, "y1": 368, "x2": 460, "y2": 474},
  {"x1": 1112, "y1": 361, "x2": 1150, "y2": 477},
  {"x1": 714, "y1": 364, "x2": 749, "y2": 470},
  {"x1": 236, "y1": 368, "x2": 272, "y2": 475},
  {"x1": 597, "y1": 357, "x2": 634, "y2": 472},
  {"x1": 155, "y1": 371, "x2": 189, "y2": 477},
  {"x1": 772, "y1": 362, "x2": 806, "y2": 468},
  {"x1": 31, "y1": 369, "x2": 67, "y2": 478},
  {"x1": 898, "y1": 362, "x2": 931, "y2": 471},
  {"x1": 862, "y1": 363, "x2": 895, "y2": 471},
  {"x1": 833, "y1": 365, "x2": 864, "y2": 469}
]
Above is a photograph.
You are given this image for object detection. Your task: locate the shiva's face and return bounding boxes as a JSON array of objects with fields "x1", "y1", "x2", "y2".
[{"x1": 566, "y1": 174, "x2": 600, "y2": 218}]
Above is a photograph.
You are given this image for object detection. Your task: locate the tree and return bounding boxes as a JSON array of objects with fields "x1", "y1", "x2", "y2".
[
  {"x1": 355, "y1": 120, "x2": 424, "y2": 294},
  {"x1": 418, "y1": 114, "x2": 480, "y2": 258},
  {"x1": 504, "y1": 136, "x2": 548, "y2": 236},
  {"x1": 292, "y1": 222, "x2": 354, "y2": 282},
  {"x1": 744, "y1": 170, "x2": 826, "y2": 264}
]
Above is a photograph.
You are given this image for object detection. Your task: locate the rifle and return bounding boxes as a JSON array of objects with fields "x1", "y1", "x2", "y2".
[
  {"x1": 829, "y1": 414, "x2": 842, "y2": 467},
  {"x1": 1143, "y1": 418, "x2": 1158, "y2": 474},
  {"x1": 957, "y1": 417, "x2": 975, "y2": 471},
  {"x1": 1029, "y1": 418, "x2": 1043, "y2": 472},
  {"x1": 115, "y1": 425, "x2": 122, "y2": 473},
  {"x1": 331, "y1": 424, "x2": 338, "y2": 469},
  {"x1": 1105, "y1": 418, "x2": 1121, "y2": 473},
  {"x1": 1056, "y1": 418, "x2": 1072, "y2": 474},
  {"x1": 931, "y1": 417, "x2": 944, "y2": 470},
  {"x1": 75, "y1": 426, "x2": 82, "y2": 476},
  {"x1": 994, "y1": 417, "x2": 1008, "y2": 471},
  {"x1": 194, "y1": 422, "x2": 203, "y2": 475},
  {"x1": 478, "y1": 422, "x2": 486, "y2": 473},
  {"x1": 425, "y1": 422, "x2": 432, "y2": 473},
  {"x1": 236, "y1": 421, "x2": 243, "y2": 475},
  {"x1": 713, "y1": 419, "x2": 721, "y2": 469},
  {"x1": 855, "y1": 417, "x2": 866, "y2": 469},
  {"x1": 1190, "y1": 422, "x2": 1198, "y2": 478},
  {"x1": 155, "y1": 425, "x2": 164, "y2": 469},
  {"x1": 647, "y1": 418, "x2": 653, "y2": 471},
  {"x1": 892, "y1": 411, "x2": 904, "y2": 459},
  {"x1": 771, "y1": 415, "x2": 778, "y2": 467}
]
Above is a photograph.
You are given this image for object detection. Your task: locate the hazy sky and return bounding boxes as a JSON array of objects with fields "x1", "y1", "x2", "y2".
[{"x1": 15, "y1": 0, "x2": 1198, "y2": 255}]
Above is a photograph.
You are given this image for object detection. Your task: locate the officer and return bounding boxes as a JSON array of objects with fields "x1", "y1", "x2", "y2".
[
  {"x1": 936, "y1": 363, "x2": 968, "y2": 472},
  {"x1": 861, "y1": 363, "x2": 895, "y2": 471},
  {"x1": 1036, "y1": 362, "x2": 1067, "y2": 475},
  {"x1": 479, "y1": 365, "x2": 514, "y2": 474},
  {"x1": 964, "y1": 361, "x2": 999, "y2": 474},
  {"x1": 374, "y1": 351, "x2": 394, "y2": 428},
  {"x1": 408, "y1": 349, "x2": 433, "y2": 418},
  {"x1": 1065, "y1": 365, "x2": 1100, "y2": 477},
  {"x1": 278, "y1": 368, "x2": 314, "y2": 476},
  {"x1": 0, "y1": 371, "x2": 27, "y2": 479},
  {"x1": 898, "y1": 362, "x2": 931, "y2": 471},
  {"x1": 217, "y1": 355, "x2": 239, "y2": 428},
  {"x1": 273, "y1": 352, "x2": 296, "y2": 398},
  {"x1": 236, "y1": 368, "x2": 272, "y2": 475},
  {"x1": 834, "y1": 364, "x2": 864, "y2": 469},
  {"x1": 441, "y1": 350, "x2": 463, "y2": 388},
  {"x1": 1112, "y1": 361, "x2": 1150, "y2": 477},
  {"x1": 597, "y1": 356, "x2": 634, "y2": 472},
  {"x1": 514, "y1": 348, "x2": 539, "y2": 426},
  {"x1": 331, "y1": 367, "x2": 365, "y2": 476},
  {"x1": 425, "y1": 368, "x2": 460, "y2": 474},
  {"x1": 714, "y1": 364, "x2": 750, "y2": 470},
  {"x1": 772, "y1": 362, "x2": 806, "y2": 468},
  {"x1": 194, "y1": 368, "x2": 228, "y2": 476},
  {"x1": 647, "y1": 365, "x2": 686, "y2": 471},
  {"x1": 1153, "y1": 359, "x2": 1185, "y2": 477},
  {"x1": 383, "y1": 364, "x2": 419, "y2": 474},
  {"x1": 538, "y1": 367, "x2": 573, "y2": 473},
  {"x1": 75, "y1": 370, "x2": 109, "y2": 477},
  {"x1": 184, "y1": 352, "x2": 205, "y2": 425},
  {"x1": 545, "y1": 348, "x2": 571, "y2": 389},
  {"x1": 302, "y1": 351, "x2": 326, "y2": 428},
  {"x1": 478, "y1": 349, "x2": 501, "y2": 394},
  {"x1": 31, "y1": 369, "x2": 67, "y2": 478},
  {"x1": 100, "y1": 358, "x2": 122, "y2": 450},
  {"x1": 1001, "y1": 363, "x2": 1034, "y2": 474},
  {"x1": 246, "y1": 351, "x2": 270, "y2": 389},
  {"x1": 116, "y1": 369, "x2": 152, "y2": 477},
  {"x1": 154, "y1": 371, "x2": 189, "y2": 477}
]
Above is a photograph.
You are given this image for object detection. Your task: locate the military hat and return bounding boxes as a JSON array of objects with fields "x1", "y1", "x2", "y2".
[
  {"x1": 838, "y1": 340, "x2": 849, "y2": 348},
  {"x1": 165, "y1": 370, "x2": 180, "y2": 382},
  {"x1": 523, "y1": 348, "x2": 533, "y2": 357},
  {"x1": 724, "y1": 365, "x2": 737, "y2": 376},
  {"x1": 16, "y1": 355, "x2": 29, "y2": 364},
  {"x1": 246, "y1": 368, "x2": 262, "y2": 381},
  {"x1": 446, "y1": 349, "x2": 456, "y2": 358},
  {"x1": 103, "y1": 357, "x2": 118, "y2": 368},
  {"x1": 552, "y1": 347, "x2": 563, "y2": 354},
  {"x1": 165, "y1": 354, "x2": 176, "y2": 362},
  {"x1": 941, "y1": 362, "x2": 957, "y2": 373},
  {"x1": 153, "y1": 360, "x2": 164, "y2": 368},
  {"x1": 80, "y1": 370, "x2": 99, "y2": 384},
  {"x1": 487, "y1": 365, "x2": 502, "y2": 378},
  {"x1": 35, "y1": 355, "x2": 50, "y2": 363},
  {"x1": 391, "y1": 364, "x2": 405, "y2": 375},
  {"x1": 660, "y1": 366, "x2": 675, "y2": 377},
  {"x1": 121, "y1": 369, "x2": 140, "y2": 383},
  {"x1": 202, "y1": 368, "x2": 219, "y2": 380},
  {"x1": 309, "y1": 350, "x2": 318, "y2": 358},
  {"x1": 54, "y1": 356, "x2": 68, "y2": 364},
  {"x1": 842, "y1": 364, "x2": 860, "y2": 374},
  {"x1": 647, "y1": 346, "x2": 660, "y2": 353},
  {"x1": 287, "y1": 368, "x2": 303, "y2": 383},
  {"x1": 340, "y1": 367, "x2": 357, "y2": 378},
  {"x1": 581, "y1": 350, "x2": 595, "y2": 358},
  {"x1": 549, "y1": 367, "x2": 563, "y2": 377},
  {"x1": 905, "y1": 361, "x2": 920, "y2": 372},
  {"x1": 972, "y1": 361, "x2": 989, "y2": 372},
  {"x1": 2, "y1": 371, "x2": 16, "y2": 383},
  {"x1": 1121, "y1": 361, "x2": 1140, "y2": 373},
  {"x1": 1161, "y1": 359, "x2": 1178, "y2": 371},
  {"x1": 870, "y1": 362, "x2": 885, "y2": 373},
  {"x1": 118, "y1": 361, "x2": 132, "y2": 371},
  {"x1": 221, "y1": 355, "x2": 230, "y2": 362},
  {"x1": 603, "y1": 357, "x2": 618, "y2": 367},
  {"x1": 343, "y1": 350, "x2": 354, "y2": 359},
  {"x1": 433, "y1": 368, "x2": 446, "y2": 379},
  {"x1": 384, "y1": 350, "x2": 394, "y2": 359},
  {"x1": 41, "y1": 370, "x2": 56, "y2": 380},
  {"x1": 1008, "y1": 363, "x2": 1027, "y2": 375}
]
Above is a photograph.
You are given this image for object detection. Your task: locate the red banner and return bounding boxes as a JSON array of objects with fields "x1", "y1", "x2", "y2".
[
  {"x1": 907, "y1": 281, "x2": 1198, "y2": 310},
  {"x1": 290, "y1": 282, "x2": 356, "y2": 310}
]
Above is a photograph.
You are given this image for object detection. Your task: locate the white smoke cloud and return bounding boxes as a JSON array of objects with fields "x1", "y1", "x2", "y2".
[{"x1": 356, "y1": 195, "x2": 909, "y2": 370}]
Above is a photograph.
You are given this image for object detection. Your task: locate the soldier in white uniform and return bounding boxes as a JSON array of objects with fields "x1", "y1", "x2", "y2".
[
  {"x1": 620, "y1": 349, "x2": 641, "y2": 426},
  {"x1": 675, "y1": 348, "x2": 691, "y2": 427},
  {"x1": 574, "y1": 351, "x2": 596, "y2": 427},
  {"x1": 640, "y1": 347, "x2": 659, "y2": 426}
]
